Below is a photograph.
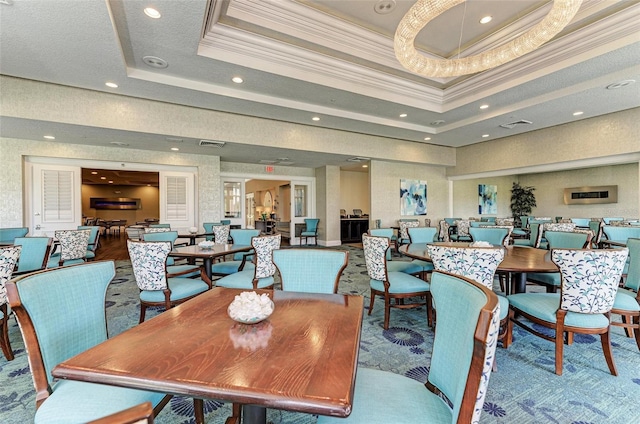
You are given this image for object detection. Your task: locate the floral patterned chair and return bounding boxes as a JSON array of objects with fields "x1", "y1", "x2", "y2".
[
  {"x1": 611, "y1": 238, "x2": 640, "y2": 350},
  {"x1": 211, "y1": 229, "x2": 260, "y2": 278},
  {"x1": 427, "y1": 245, "x2": 507, "y2": 353},
  {"x1": 397, "y1": 219, "x2": 419, "y2": 246},
  {"x1": 47, "y1": 229, "x2": 91, "y2": 268},
  {"x1": 212, "y1": 224, "x2": 231, "y2": 245},
  {"x1": 215, "y1": 234, "x2": 281, "y2": 290},
  {"x1": 450, "y1": 219, "x2": 472, "y2": 242},
  {"x1": 141, "y1": 231, "x2": 199, "y2": 277},
  {"x1": 316, "y1": 271, "x2": 500, "y2": 424},
  {"x1": 369, "y1": 228, "x2": 422, "y2": 277},
  {"x1": 127, "y1": 240, "x2": 209, "y2": 323},
  {"x1": 363, "y1": 234, "x2": 431, "y2": 330},
  {"x1": 0, "y1": 245, "x2": 21, "y2": 360},
  {"x1": 506, "y1": 248, "x2": 629, "y2": 375},
  {"x1": 7, "y1": 261, "x2": 172, "y2": 421},
  {"x1": 437, "y1": 220, "x2": 450, "y2": 242}
]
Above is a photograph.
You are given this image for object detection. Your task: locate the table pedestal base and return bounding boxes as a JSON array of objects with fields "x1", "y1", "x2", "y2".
[{"x1": 243, "y1": 405, "x2": 267, "y2": 424}]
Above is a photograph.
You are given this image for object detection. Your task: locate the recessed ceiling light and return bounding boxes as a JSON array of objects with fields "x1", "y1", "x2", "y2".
[
  {"x1": 399, "y1": 113, "x2": 407, "y2": 118},
  {"x1": 232, "y1": 76, "x2": 243, "y2": 84},
  {"x1": 91, "y1": 171, "x2": 98, "y2": 175},
  {"x1": 482, "y1": 134, "x2": 490, "y2": 138},
  {"x1": 424, "y1": 137, "x2": 431, "y2": 141},
  {"x1": 142, "y1": 56, "x2": 168, "y2": 69},
  {"x1": 362, "y1": 164, "x2": 368, "y2": 168},
  {"x1": 479, "y1": 16, "x2": 492, "y2": 24},
  {"x1": 43, "y1": 135, "x2": 55, "y2": 140},
  {"x1": 108, "y1": 180, "x2": 114, "y2": 184},
  {"x1": 105, "y1": 82, "x2": 118, "y2": 88},
  {"x1": 312, "y1": 117, "x2": 320, "y2": 121},
  {"x1": 171, "y1": 147, "x2": 179, "y2": 151},
  {"x1": 573, "y1": 111, "x2": 584, "y2": 116},
  {"x1": 479, "y1": 104, "x2": 489, "y2": 109},
  {"x1": 143, "y1": 7, "x2": 161, "y2": 19},
  {"x1": 100, "y1": 176, "x2": 106, "y2": 180}
]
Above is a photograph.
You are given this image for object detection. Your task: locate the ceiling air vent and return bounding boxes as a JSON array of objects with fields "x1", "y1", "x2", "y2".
[
  {"x1": 347, "y1": 156, "x2": 370, "y2": 162},
  {"x1": 199, "y1": 140, "x2": 225, "y2": 148},
  {"x1": 500, "y1": 119, "x2": 532, "y2": 130}
]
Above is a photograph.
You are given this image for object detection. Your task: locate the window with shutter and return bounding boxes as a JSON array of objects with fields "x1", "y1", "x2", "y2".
[
  {"x1": 165, "y1": 176, "x2": 188, "y2": 220},
  {"x1": 42, "y1": 170, "x2": 74, "y2": 222}
]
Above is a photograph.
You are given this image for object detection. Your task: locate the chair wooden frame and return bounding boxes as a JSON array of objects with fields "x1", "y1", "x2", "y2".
[
  {"x1": 1, "y1": 245, "x2": 21, "y2": 361},
  {"x1": 610, "y1": 238, "x2": 640, "y2": 350}
]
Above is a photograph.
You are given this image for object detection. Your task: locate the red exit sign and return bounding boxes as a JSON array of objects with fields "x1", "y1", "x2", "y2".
[{"x1": 265, "y1": 165, "x2": 274, "y2": 173}]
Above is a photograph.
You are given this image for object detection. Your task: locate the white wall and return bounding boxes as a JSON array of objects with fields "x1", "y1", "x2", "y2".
[
  {"x1": 340, "y1": 170, "x2": 370, "y2": 216},
  {"x1": 452, "y1": 176, "x2": 517, "y2": 219}
]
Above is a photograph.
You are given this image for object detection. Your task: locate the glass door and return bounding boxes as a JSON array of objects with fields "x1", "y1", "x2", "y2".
[{"x1": 290, "y1": 180, "x2": 314, "y2": 245}]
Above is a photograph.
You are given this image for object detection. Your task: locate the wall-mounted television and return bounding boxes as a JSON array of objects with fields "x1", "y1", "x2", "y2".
[{"x1": 90, "y1": 197, "x2": 141, "y2": 210}]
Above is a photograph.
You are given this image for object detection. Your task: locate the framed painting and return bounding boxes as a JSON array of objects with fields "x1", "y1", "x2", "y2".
[
  {"x1": 400, "y1": 179, "x2": 427, "y2": 216},
  {"x1": 478, "y1": 184, "x2": 497, "y2": 215}
]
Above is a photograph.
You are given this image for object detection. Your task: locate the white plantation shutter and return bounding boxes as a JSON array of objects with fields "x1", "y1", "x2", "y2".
[
  {"x1": 165, "y1": 176, "x2": 188, "y2": 220},
  {"x1": 42, "y1": 170, "x2": 74, "y2": 222}
]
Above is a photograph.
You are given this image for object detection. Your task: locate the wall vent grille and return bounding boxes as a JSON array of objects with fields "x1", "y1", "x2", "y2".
[{"x1": 199, "y1": 140, "x2": 225, "y2": 147}]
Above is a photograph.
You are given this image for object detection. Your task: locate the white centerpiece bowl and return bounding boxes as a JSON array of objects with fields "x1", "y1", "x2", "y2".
[
  {"x1": 198, "y1": 240, "x2": 215, "y2": 250},
  {"x1": 228, "y1": 291, "x2": 274, "y2": 324}
]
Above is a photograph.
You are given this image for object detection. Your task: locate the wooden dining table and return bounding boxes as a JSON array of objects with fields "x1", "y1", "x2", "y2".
[
  {"x1": 169, "y1": 244, "x2": 253, "y2": 280},
  {"x1": 400, "y1": 242, "x2": 558, "y2": 294},
  {"x1": 52, "y1": 288, "x2": 364, "y2": 424}
]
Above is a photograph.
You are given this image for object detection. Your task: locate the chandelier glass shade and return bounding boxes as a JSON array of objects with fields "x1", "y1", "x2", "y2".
[{"x1": 394, "y1": 0, "x2": 583, "y2": 78}]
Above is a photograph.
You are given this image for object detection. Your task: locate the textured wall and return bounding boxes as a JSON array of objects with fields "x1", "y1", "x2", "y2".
[
  {"x1": 316, "y1": 165, "x2": 341, "y2": 245},
  {"x1": 452, "y1": 176, "x2": 517, "y2": 219},
  {"x1": 340, "y1": 171, "x2": 370, "y2": 215},
  {"x1": 450, "y1": 108, "x2": 640, "y2": 176},
  {"x1": 369, "y1": 160, "x2": 449, "y2": 228}
]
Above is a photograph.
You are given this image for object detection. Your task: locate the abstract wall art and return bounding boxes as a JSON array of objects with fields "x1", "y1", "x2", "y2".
[
  {"x1": 400, "y1": 179, "x2": 427, "y2": 216},
  {"x1": 478, "y1": 184, "x2": 497, "y2": 214}
]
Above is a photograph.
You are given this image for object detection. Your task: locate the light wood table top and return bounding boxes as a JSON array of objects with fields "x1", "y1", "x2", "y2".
[{"x1": 53, "y1": 288, "x2": 364, "y2": 424}]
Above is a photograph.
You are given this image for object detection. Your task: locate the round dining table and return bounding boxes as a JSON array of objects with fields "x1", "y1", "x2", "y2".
[{"x1": 399, "y1": 242, "x2": 558, "y2": 294}]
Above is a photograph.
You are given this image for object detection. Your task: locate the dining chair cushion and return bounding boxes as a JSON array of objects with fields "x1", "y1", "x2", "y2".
[
  {"x1": 34, "y1": 380, "x2": 166, "y2": 424},
  {"x1": 369, "y1": 271, "x2": 429, "y2": 294},
  {"x1": 139, "y1": 277, "x2": 209, "y2": 303},
  {"x1": 507, "y1": 293, "x2": 610, "y2": 328},
  {"x1": 316, "y1": 367, "x2": 452, "y2": 424},
  {"x1": 612, "y1": 289, "x2": 640, "y2": 311},
  {"x1": 215, "y1": 270, "x2": 274, "y2": 289},
  {"x1": 211, "y1": 261, "x2": 255, "y2": 275},
  {"x1": 527, "y1": 271, "x2": 560, "y2": 287},
  {"x1": 386, "y1": 260, "x2": 423, "y2": 275}
]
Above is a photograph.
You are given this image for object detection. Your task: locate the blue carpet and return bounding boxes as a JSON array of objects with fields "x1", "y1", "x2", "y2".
[{"x1": 1, "y1": 246, "x2": 639, "y2": 423}]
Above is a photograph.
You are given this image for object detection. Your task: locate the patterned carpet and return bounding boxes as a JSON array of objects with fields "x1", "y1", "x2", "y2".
[{"x1": 1, "y1": 245, "x2": 639, "y2": 424}]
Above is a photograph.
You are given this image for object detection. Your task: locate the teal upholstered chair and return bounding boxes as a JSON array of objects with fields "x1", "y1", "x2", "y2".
[
  {"x1": 274, "y1": 248, "x2": 348, "y2": 294},
  {"x1": 611, "y1": 238, "x2": 640, "y2": 350},
  {"x1": 513, "y1": 222, "x2": 541, "y2": 248},
  {"x1": 77, "y1": 225, "x2": 101, "y2": 260},
  {"x1": 369, "y1": 228, "x2": 422, "y2": 277},
  {"x1": 316, "y1": 271, "x2": 500, "y2": 424},
  {"x1": 149, "y1": 223, "x2": 171, "y2": 228},
  {"x1": 450, "y1": 219, "x2": 472, "y2": 242},
  {"x1": 220, "y1": 219, "x2": 231, "y2": 225},
  {"x1": 527, "y1": 231, "x2": 591, "y2": 293},
  {"x1": 300, "y1": 218, "x2": 320, "y2": 246},
  {"x1": 571, "y1": 218, "x2": 590, "y2": 227},
  {"x1": 0, "y1": 227, "x2": 29, "y2": 243},
  {"x1": 141, "y1": 231, "x2": 200, "y2": 277},
  {"x1": 407, "y1": 227, "x2": 437, "y2": 279},
  {"x1": 13, "y1": 237, "x2": 52, "y2": 276},
  {"x1": 469, "y1": 226, "x2": 510, "y2": 246},
  {"x1": 202, "y1": 222, "x2": 221, "y2": 241},
  {"x1": 215, "y1": 234, "x2": 281, "y2": 290},
  {"x1": 512, "y1": 215, "x2": 530, "y2": 238},
  {"x1": 47, "y1": 229, "x2": 91, "y2": 268},
  {"x1": 603, "y1": 217, "x2": 624, "y2": 225},
  {"x1": 602, "y1": 225, "x2": 640, "y2": 246},
  {"x1": 397, "y1": 219, "x2": 419, "y2": 246},
  {"x1": 1, "y1": 245, "x2": 21, "y2": 361},
  {"x1": 127, "y1": 240, "x2": 209, "y2": 323},
  {"x1": 589, "y1": 220, "x2": 604, "y2": 248},
  {"x1": 506, "y1": 248, "x2": 628, "y2": 375},
  {"x1": 209, "y1": 229, "x2": 260, "y2": 278},
  {"x1": 7, "y1": 261, "x2": 172, "y2": 421},
  {"x1": 427, "y1": 245, "x2": 507, "y2": 350},
  {"x1": 363, "y1": 234, "x2": 431, "y2": 330}
]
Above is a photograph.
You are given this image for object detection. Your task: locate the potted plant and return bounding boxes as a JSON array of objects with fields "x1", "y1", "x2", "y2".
[{"x1": 510, "y1": 182, "x2": 537, "y2": 226}]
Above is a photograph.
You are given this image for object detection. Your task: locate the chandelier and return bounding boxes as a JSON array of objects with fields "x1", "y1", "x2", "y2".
[{"x1": 394, "y1": 0, "x2": 582, "y2": 78}]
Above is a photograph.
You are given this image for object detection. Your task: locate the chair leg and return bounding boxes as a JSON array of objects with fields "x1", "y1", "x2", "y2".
[
  {"x1": 368, "y1": 289, "x2": 375, "y2": 316},
  {"x1": 194, "y1": 398, "x2": 205, "y2": 424},
  {"x1": 0, "y1": 312, "x2": 14, "y2": 361},
  {"x1": 601, "y1": 330, "x2": 618, "y2": 376},
  {"x1": 555, "y1": 311, "x2": 567, "y2": 375},
  {"x1": 139, "y1": 304, "x2": 147, "y2": 324},
  {"x1": 633, "y1": 315, "x2": 640, "y2": 351},
  {"x1": 503, "y1": 309, "x2": 513, "y2": 348},
  {"x1": 383, "y1": 295, "x2": 391, "y2": 330},
  {"x1": 426, "y1": 292, "x2": 433, "y2": 328}
]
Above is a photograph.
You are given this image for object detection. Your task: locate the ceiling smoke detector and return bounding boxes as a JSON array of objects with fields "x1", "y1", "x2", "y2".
[
  {"x1": 199, "y1": 140, "x2": 225, "y2": 148},
  {"x1": 142, "y1": 56, "x2": 168, "y2": 69},
  {"x1": 430, "y1": 120, "x2": 446, "y2": 126},
  {"x1": 606, "y1": 80, "x2": 635, "y2": 90},
  {"x1": 499, "y1": 119, "x2": 532, "y2": 130},
  {"x1": 374, "y1": 0, "x2": 396, "y2": 14}
]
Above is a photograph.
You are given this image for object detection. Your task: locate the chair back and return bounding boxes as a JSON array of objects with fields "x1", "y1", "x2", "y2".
[
  {"x1": 230, "y1": 229, "x2": 260, "y2": 260},
  {"x1": 141, "y1": 230, "x2": 179, "y2": 247},
  {"x1": 362, "y1": 234, "x2": 389, "y2": 281},
  {"x1": 127, "y1": 240, "x2": 170, "y2": 291},
  {"x1": 530, "y1": 223, "x2": 543, "y2": 248},
  {"x1": 274, "y1": 249, "x2": 348, "y2": 294},
  {"x1": 454, "y1": 219, "x2": 471, "y2": 237},
  {"x1": 469, "y1": 227, "x2": 510, "y2": 247},
  {"x1": 7, "y1": 261, "x2": 116, "y2": 387},
  {"x1": 520, "y1": 216, "x2": 530, "y2": 228},
  {"x1": 55, "y1": 229, "x2": 91, "y2": 261},
  {"x1": 203, "y1": 222, "x2": 221, "y2": 241},
  {"x1": 423, "y1": 218, "x2": 431, "y2": 227},
  {"x1": 428, "y1": 271, "x2": 499, "y2": 423},
  {"x1": 0, "y1": 227, "x2": 29, "y2": 243},
  {"x1": 77, "y1": 225, "x2": 100, "y2": 252},
  {"x1": 304, "y1": 218, "x2": 320, "y2": 232},
  {"x1": 545, "y1": 231, "x2": 590, "y2": 249},
  {"x1": 495, "y1": 218, "x2": 514, "y2": 226},
  {"x1": 427, "y1": 245, "x2": 505, "y2": 289},
  {"x1": 624, "y1": 238, "x2": 640, "y2": 292},
  {"x1": 570, "y1": 218, "x2": 590, "y2": 227},
  {"x1": 471, "y1": 220, "x2": 494, "y2": 227},
  {"x1": 210, "y1": 225, "x2": 230, "y2": 245},
  {"x1": 398, "y1": 220, "x2": 419, "y2": 239},
  {"x1": 552, "y1": 249, "x2": 628, "y2": 313},
  {"x1": 13, "y1": 237, "x2": 51, "y2": 274},
  {"x1": 407, "y1": 226, "x2": 437, "y2": 243},
  {"x1": 444, "y1": 218, "x2": 462, "y2": 226},
  {"x1": 144, "y1": 227, "x2": 171, "y2": 233},
  {"x1": 589, "y1": 220, "x2": 603, "y2": 246},
  {"x1": 1, "y1": 246, "x2": 21, "y2": 306},
  {"x1": 369, "y1": 228, "x2": 395, "y2": 260},
  {"x1": 149, "y1": 223, "x2": 171, "y2": 228},
  {"x1": 251, "y1": 234, "x2": 281, "y2": 280},
  {"x1": 220, "y1": 219, "x2": 231, "y2": 225},
  {"x1": 543, "y1": 222, "x2": 576, "y2": 233},
  {"x1": 603, "y1": 217, "x2": 624, "y2": 225},
  {"x1": 438, "y1": 220, "x2": 450, "y2": 242},
  {"x1": 602, "y1": 225, "x2": 640, "y2": 244}
]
